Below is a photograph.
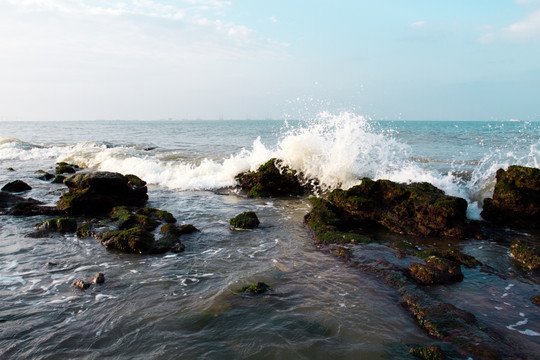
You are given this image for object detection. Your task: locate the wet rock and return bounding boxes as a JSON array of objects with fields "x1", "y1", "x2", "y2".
[
  {"x1": 6, "y1": 167, "x2": 15, "y2": 171},
  {"x1": 8, "y1": 200, "x2": 60, "y2": 216},
  {"x1": 533, "y1": 295, "x2": 540, "y2": 306},
  {"x1": 509, "y1": 240, "x2": 539, "y2": 271},
  {"x1": 408, "y1": 256, "x2": 463, "y2": 285},
  {"x1": 57, "y1": 172, "x2": 148, "y2": 215},
  {"x1": 52, "y1": 175, "x2": 66, "y2": 184},
  {"x1": 235, "y1": 158, "x2": 307, "y2": 197},
  {"x1": 135, "y1": 207, "x2": 176, "y2": 224},
  {"x1": 36, "y1": 170, "x2": 54, "y2": 181},
  {"x1": 326, "y1": 178, "x2": 470, "y2": 238},
  {"x1": 99, "y1": 227, "x2": 156, "y2": 254},
  {"x1": 76, "y1": 221, "x2": 95, "y2": 238},
  {"x1": 35, "y1": 217, "x2": 77, "y2": 233},
  {"x1": 238, "y1": 282, "x2": 271, "y2": 295},
  {"x1": 409, "y1": 345, "x2": 446, "y2": 360},
  {"x1": 0, "y1": 192, "x2": 26, "y2": 209},
  {"x1": 230, "y1": 211, "x2": 260, "y2": 229},
  {"x1": 72, "y1": 279, "x2": 90, "y2": 290},
  {"x1": 1, "y1": 180, "x2": 32, "y2": 193},
  {"x1": 160, "y1": 223, "x2": 199, "y2": 237},
  {"x1": 92, "y1": 273, "x2": 105, "y2": 284},
  {"x1": 55, "y1": 162, "x2": 79, "y2": 174},
  {"x1": 481, "y1": 165, "x2": 540, "y2": 228},
  {"x1": 109, "y1": 206, "x2": 159, "y2": 231}
]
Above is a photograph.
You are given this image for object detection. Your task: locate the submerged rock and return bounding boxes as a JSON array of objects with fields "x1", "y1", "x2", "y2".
[
  {"x1": 481, "y1": 165, "x2": 540, "y2": 228},
  {"x1": 238, "y1": 282, "x2": 271, "y2": 295},
  {"x1": 1, "y1": 180, "x2": 32, "y2": 193},
  {"x1": 408, "y1": 256, "x2": 463, "y2": 285},
  {"x1": 99, "y1": 227, "x2": 157, "y2": 254},
  {"x1": 510, "y1": 240, "x2": 539, "y2": 271},
  {"x1": 235, "y1": 158, "x2": 307, "y2": 197},
  {"x1": 230, "y1": 211, "x2": 260, "y2": 229},
  {"x1": 55, "y1": 162, "x2": 79, "y2": 174},
  {"x1": 36, "y1": 170, "x2": 54, "y2": 181},
  {"x1": 52, "y1": 175, "x2": 66, "y2": 184},
  {"x1": 72, "y1": 279, "x2": 90, "y2": 290},
  {"x1": 57, "y1": 172, "x2": 148, "y2": 215},
  {"x1": 92, "y1": 273, "x2": 105, "y2": 284},
  {"x1": 35, "y1": 217, "x2": 77, "y2": 234},
  {"x1": 409, "y1": 345, "x2": 446, "y2": 360}
]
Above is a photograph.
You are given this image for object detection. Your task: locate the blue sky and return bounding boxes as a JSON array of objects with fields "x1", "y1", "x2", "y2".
[{"x1": 1, "y1": 0, "x2": 539, "y2": 121}]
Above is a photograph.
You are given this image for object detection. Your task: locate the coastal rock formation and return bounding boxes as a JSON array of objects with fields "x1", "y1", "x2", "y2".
[
  {"x1": 1, "y1": 180, "x2": 32, "y2": 192},
  {"x1": 55, "y1": 162, "x2": 79, "y2": 174},
  {"x1": 407, "y1": 256, "x2": 464, "y2": 285},
  {"x1": 230, "y1": 211, "x2": 260, "y2": 229},
  {"x1": 510, "y1": 240, "x2": 539, "y2": 271},
  {"x1": 235, "y1": 158, "x2": 307, "y2": 197},
  {"x1": 481, "y1": 165, "x2": 540, "y2": 228},
  {"x1": 238, "y1": 282, "x2": 271, "y2": 295},
  {"x1": 57, "y1": 171, "x2": 148, "y2": 215},
  {"x1": 305, "y1": 178, "x2": 471, "y2": 241}
]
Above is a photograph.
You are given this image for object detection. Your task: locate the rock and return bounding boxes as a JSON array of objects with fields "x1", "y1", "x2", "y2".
[
  {"x1": 92, "y1": 273, "x2": 105, "y2": 284},
  {"x1": 230, "y1": 211, "x2": 260, "y2": 229},
  {"x1": 36, "y1": 170, "x2": 54, "y2": 181},
  {"x1": 481, "y1": 165, "x2": 540, "y2": 228},
  {"x1": 35, "y1": 217, "x2": 77, "y2": 233},
  {"x1": 1, "y1": 180, "x2": 32, "y2": 192},
  {"x1": 409, "y1": 346, "x2": 446, "y2": 360},
  {"x1": 6, "y1": 167, "x2": 15, "y2": 171},
  {"x1": 52, "y1": 175, "x2": 66, "y2": 184},
  {"x1": 238, "y1": 282, "x2": 271, "y2": 295},
  {"x1": 8, "y1": 200, "x2": 60, "y2": 216},
  {"x1": 0, "y1": 192, "x2": 26, "y2": 209},
  {"x1": 160, "y1": 223, "x2": 199, "y2": 237},
  {"x1": 76, "y1": 221, "x2": 95, "y2": 238},
  {"x1": 136, "y1": 207, "x2": 176, "y2": 224},
  {"x1": 533, "y1": 295, "x2": 540, "y2": 306},
  {"x1": 72, "y1": 279, "x2": 90, "y2": 290},
  {"x1": 235, "y1": 158, "x2": 307, "y2": 197},
  {"x1": 510, "y1": 240, "x2": 539, "y2": 271},
  {"x1": 99, "y1": 227, "x2": 156, "y2": 254},
  {"x1": 57, "y1": 172, "x2": 148, "y2": 215},
  {"x1": 56, "y1": 162, "x2": 79, "y2": 174},
  {"x1": 408, "y1": 256, "x2": 463, "y2": 285}
]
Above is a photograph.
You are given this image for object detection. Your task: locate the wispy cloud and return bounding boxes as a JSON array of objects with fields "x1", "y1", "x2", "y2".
[
  {"x1": 503, "y1": 8, "x2": 540, "y2": 40},
  {"x1": 410, "y1": 20, "x2": 426, "y2": 29}
]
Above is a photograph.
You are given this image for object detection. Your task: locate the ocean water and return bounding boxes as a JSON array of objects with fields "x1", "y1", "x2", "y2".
[{"x1": 1, "y1": 114, "x2": 539, "y2": 359}]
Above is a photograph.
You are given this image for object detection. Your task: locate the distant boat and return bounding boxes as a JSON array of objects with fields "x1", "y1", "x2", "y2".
[{"x1": 508, "y1": 118, "x2": 521, "y2": 122}]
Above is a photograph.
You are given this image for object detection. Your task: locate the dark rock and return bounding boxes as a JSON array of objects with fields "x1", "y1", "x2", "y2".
[
  {"x1": 510, "y1": 240, "x2": 539, "y2": 271},
  {"x1": 92, "y1": 273, "x2": 105, "y2": 284},
  {"x1": 408, "y1": 256, "x2": 463, "y2": 285},
  {"x1": 481, "y1": 165, "x2": 540, "y2": 228},
  {"x1": 56, "y1": 162, "x2": 79, "y2": 174},
  {"x1": 52, "y1": 175, "x2": 66, "y2": 184},
  {"x1": 36, "y1": 217, "x2": 77, "y2": 233},
  {"x1": 533, "y1": 295, "x2": 540, "y2": 306},
  {"x1": 76, "y1": 221, "x2": 95, "y2": 238},
  {"x1": 136, "y1": 207, "x2": 176, "y2": 224},
  {"x1": 160, "y1": 223, "x2": 199, "y2": 237},
  {"x1": 238, "y1": 282, "x2": 271, "y2": 295},
  {"x1": 72, "y1": 279, "x2": 90, "y2": 290},
  {"x1": 2, "y1": 180, "x2": 32, "y2": 192},
  {"x1": 36, "y1": 170, "x2": 54, "y2": 181},
  {"x1": 230, "y1": 211, "x2": 260, "y2": 229},
  {"x1": 6, "y1": 167, "x2": 15, "y2": 171},
  {"x1": 235, "y1": 158, "x2": 306, "y2": 197},
  {"x1": 8, "y1": 200, "x2": 60, "y2": 216},
  {"x1": 409, "y1": 345, "x2": 446, "y2": 360},
  {"x1": 57, "y1": 172, "x2": 148, "y2": 215},
  {"x1": 0, "y1": 192, "x2": 26, "y2": 209},
  {"x1": 99, "y1": 227, "x2": 156, "y2": 254}
]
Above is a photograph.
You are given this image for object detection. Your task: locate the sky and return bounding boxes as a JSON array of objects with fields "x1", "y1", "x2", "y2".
[{"x1": 1, "y1": 0, "x2": 540, "y2": 121}]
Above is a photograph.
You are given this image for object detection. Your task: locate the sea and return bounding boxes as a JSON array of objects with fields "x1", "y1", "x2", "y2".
[{"x1": 0, "y1": 113, "x2": 539, "y2": 359}]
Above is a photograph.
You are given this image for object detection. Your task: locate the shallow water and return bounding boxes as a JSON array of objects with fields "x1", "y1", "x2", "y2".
[{"x1": 1, "y1": 116, "x2": 539, "y2": 358}]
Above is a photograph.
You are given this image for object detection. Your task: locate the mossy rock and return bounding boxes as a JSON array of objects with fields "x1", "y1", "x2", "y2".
[
  {"x1": 533, "y1": 295, "x2": 540, "y2": 306},
  {"x1": 2, "y1": 180, "x2": 32, "y2": 193},
  {"x1": 510, "y1": 240, "x2": 539, "y2": 271},
  {"x1": 99, "y1": 227, "x2": 157, "y2": 254},
  {"x1": 55, "y1": 162, "x2": 79, "y2": 174},
  {"x1": 36, "y1": 217, "x2": 77, "y2": 233},
  {"x1": 235, "y1": 158, "x2": 306, "y2": 198},
  {"x1": 230, "y1": 211, "x2": 260, "y2": 229},
  {"x1": 160, "y1": 223, "x2": 199, "y2": 237},
  {"x1": 6, "y1": 167, "x2": 15, "y2": 171},
  {"x1": 408, "y1": 256, "x2": 463, "y2": 285},
  {"x1": 52, "y1": 175, "x2": 66, "y2": 184},
  {"x1": 409, "y1": 345, "x2": 446, "y2": 360},
  {"x1": 76, "y1": 221, "x2": 94, "y2": 237},
  {"x1": 36, "y1": 170, "x2": 54, "y2": 181},
  {"x1": 238, "y1": 282, "x2": 271, "y2": 295},
  {"x1": 136, "y1": 207, "x2": 176, "y2": 224}
]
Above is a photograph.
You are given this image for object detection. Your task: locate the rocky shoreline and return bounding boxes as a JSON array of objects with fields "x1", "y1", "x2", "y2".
[{"x1": 1, "y1": 159, "x2": 539, "y2": 359}]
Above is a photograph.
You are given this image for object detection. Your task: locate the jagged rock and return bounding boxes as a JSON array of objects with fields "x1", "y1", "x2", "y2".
[
  {"x1": 235, "y1": 158, "x2": 307, "y2": 197},
  {"x1": 52, "y1": 175, "x2": 66, "y2": 184},
  {"x1": 510, "y1": 240, "x2": 539, "y2": 271},
  {"x1": 409, "y1": 346, "x2": 446, "y2": 360},
  {"x1": 99, "y1": 227, "x2": 157, "y2": 254},
  {"x1": 408, "y1": 256, "x2": 463, "y2": 285},
  {"x1": 2, "y1": 180, "x2": 32, "y2": 192},
  {"x1": 230, "y1": 211, "x2": 260, "y2": 229},
  {"x1": 35, "y1": 217, "x2": 77, "y2": 233},
  {"x1": 8, "y1": 200, "x2": 60, "y2": 216},
  {"x1": 57, "y1": 172, "x2": 148, "y2": 215},
  {"x1": 481, "y1": 165, "x2": 540, "y2": 228}
]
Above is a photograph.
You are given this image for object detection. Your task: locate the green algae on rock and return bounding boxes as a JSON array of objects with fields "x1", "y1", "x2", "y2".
[
  {"x1": 510, "y1": 240, "x2": 539, "y2": 271},
  {"x1": 1, "y1": 180, "x2": 32, "y2": 193},
  {"x1": 230, "y1": 211, "x2": 260, "y2": 229},
  {"x1": 238, "y1": 282, "x2": 271, "y2": 295}
]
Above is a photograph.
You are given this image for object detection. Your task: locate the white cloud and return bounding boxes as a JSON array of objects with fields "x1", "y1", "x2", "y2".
[
  {"x1": 268, "y1": 16, "x2": 278, "y2": 23},
  {"x1": 410, "y1": 20, "x2": 426, "y2": 29},
  {"x1": 504, "y1": 8, "x2": 540, "y2": 40}
]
